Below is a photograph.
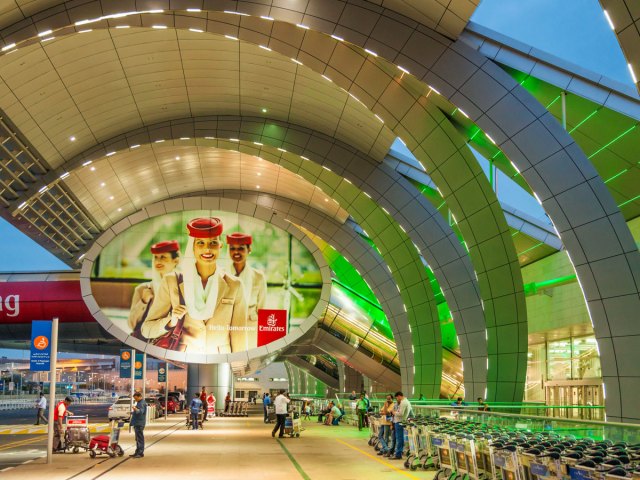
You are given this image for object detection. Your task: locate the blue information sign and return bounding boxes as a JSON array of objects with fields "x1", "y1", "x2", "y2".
[
  {"x1": 30, "y1": 321, "x2": 52, "y2": 371},
  {"x1": 158, "y1": 363, "x2": 167, "y2": 383},
  {"x1": 119, "y1": 349, "x2": 134, "y2": 378},
  {"x1": 531, "y1": 463, "x2": 549, "y2": 477},
  {"x1": 134, "y1": 353, "x2": 144, "y2": 380}
]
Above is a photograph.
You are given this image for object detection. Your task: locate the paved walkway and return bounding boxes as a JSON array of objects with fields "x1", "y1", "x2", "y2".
[
  {"x1": 0, "y1": 415, "x2": 435, "y2": 480},
  {"x1": 0, "y1": 424, "x2": 110, "y2": 435}
]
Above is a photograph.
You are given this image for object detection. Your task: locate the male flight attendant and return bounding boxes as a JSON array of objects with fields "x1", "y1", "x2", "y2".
[
  {"x1": 226, "y1": 232, "x2": 267, "y2": 348},
  {"x1": 128, "y1": 240, "x2": 181, "y2": 337},
  {"x1": 142, "y1": 218, "x2": 249, "y2": 353}
]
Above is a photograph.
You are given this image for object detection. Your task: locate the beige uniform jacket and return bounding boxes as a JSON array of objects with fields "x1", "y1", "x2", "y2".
[
  {"x1": 141, "y1": 272, "x2": 249, "y2": 353},
  {"x1": 241, "y1": 266, "x2": 267, "y2": 322},
  {"x1": 128, "y1": 282, "x2": 152, "y2": 332}
]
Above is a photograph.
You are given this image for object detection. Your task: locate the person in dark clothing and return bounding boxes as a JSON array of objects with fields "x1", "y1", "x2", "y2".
[
  {"x1": 130, "y1": 392, "x2": 147, "y2": 458},
  {"x1": 190, "y1": 393, "x2": 203, "y2": 430}
]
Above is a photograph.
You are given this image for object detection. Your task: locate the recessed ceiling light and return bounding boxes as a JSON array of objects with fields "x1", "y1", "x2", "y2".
[
  {"x1": 69, "y1": 135, "x2": 76, "y2": 141},
  {"x1": 175, "y1": 156, "x2": 181, "y2": 160},
  {"x1": 100, "y1": 182, "x2": 106, "y2": 187},
  {"x1": 109, "y1": 196, "x2": 114, "y2": 200},
  {"x1": 257, "y1": 172, "x2": 262, "y2": 176},
  {"x1": 90, "y1": 166, "x2": 95, "y2": 171},
  {"x1": 117, "y1": 208, "x2": 122, "y2": 212},
  {"x1": 38, "y1": 30, "x2": 53, "y2": 37},
  {"x1": 324, "y1": 198, "x2": 329, "y2": 202},
  {"x1": 256, "y1": 185, "x2": 260, "y2": 189}
]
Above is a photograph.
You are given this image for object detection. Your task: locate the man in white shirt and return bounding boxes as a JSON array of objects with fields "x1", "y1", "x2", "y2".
[
  {"x1": 271, "y1": 390, "x2": 290, "y2": 438},
  {"x1": 35, "y1": 393, "x2": 47, "y2": 425},
  {"x1": 390, "y1": 391, "x2": 412, "y2": 460}
]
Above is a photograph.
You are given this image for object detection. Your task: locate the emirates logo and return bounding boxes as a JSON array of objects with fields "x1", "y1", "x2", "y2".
[{"x1": 267, "y1": 314, "x2": 277, "y2": 327}]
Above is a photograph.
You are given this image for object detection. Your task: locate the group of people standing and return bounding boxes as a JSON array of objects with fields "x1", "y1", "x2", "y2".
[
  {"x1": 376, "y1": 391, "x2": 412, "y2": 460},
  {"x1": 127, "y1": 217, "x2": 267, "y2": 354}
]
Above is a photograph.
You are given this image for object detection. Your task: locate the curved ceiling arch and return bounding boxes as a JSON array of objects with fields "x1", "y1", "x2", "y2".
[
  {"x1": 29, "y1": 115, "x2": 518, "y2": 400},
  {"x1": 0, "y1": 18, "x2": 526, "y2": 401},
  {"x1": 64, "y1": 139, "x2": 443, "y2": 396},
  {"x1": 4, "y1": 2, "x2": 631, "y2": 417}
]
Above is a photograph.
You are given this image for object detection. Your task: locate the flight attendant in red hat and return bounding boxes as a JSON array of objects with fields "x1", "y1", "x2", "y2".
[
  {"x1": 226, "y1": 232, "x2": 267, "y2": 349},
  {"x1": 142, "y1": 218, "x2": 249, "y2": 353},
  {"x1": 128, "y1": 240, "x2": 181, "y2": 338}
]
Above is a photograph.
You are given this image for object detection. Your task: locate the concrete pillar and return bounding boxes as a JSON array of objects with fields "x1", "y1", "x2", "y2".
[{"x1": 187, "y1": 363, "x2": 232, "y2": 406}]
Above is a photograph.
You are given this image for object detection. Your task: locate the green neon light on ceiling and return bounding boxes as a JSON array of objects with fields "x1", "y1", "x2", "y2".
[
  {"x1": 588, "y1": 124, "x2": 637, "y2": 159},
  {"x1": 604, "y1": 169, "x2": 628, "y2": 184},
  {"x1": 517, "y1": 242, "x2": 544, "y2": 257},
  {"x1": 568, "y1": 109, "x2": 600, "y2": 134},
  {"x1": 619, "y1": 194, "x2": 640, "y2": 208}
]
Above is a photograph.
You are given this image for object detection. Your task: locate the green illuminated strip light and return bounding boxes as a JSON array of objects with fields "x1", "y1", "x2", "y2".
[
  {"x1": 568, "y1": 109, "x2": 599, "y2": 134},
  {"x1": 619, "y1": 194, "x2": 640, "y2": 208},
  {"x1": 517, "y1": 242, "x2": 544, "y2": 257},
  {"x1": 511, "y1": 231, "x2": 520, "y2": 237},
  {"x1": 469, "y1": 128, "x2": 482, "y2": 141},
  {"x1": 588, "y1": 124, "x2": 637, "y2": 159},
  {"x1": 545, "y1": 95, "x2": 561, "y2": 109},
  {"x1": 437, "y1": 201, "x2": 446, "y2": 210},
  {"x1": 604, "y1": 169, "x2": 628, "y2": 183}
]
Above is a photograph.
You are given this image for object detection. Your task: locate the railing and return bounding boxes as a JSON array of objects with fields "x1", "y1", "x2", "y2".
[
  {"x1": 0, "y1": 395, "x2": 115, "y2": 410},
  {"x1": 399, "y1": 404, "x2": 640, "y2": 442}
]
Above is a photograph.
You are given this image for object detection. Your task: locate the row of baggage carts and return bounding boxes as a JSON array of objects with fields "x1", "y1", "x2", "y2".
[
  {"x1": 366, "y1": 413, "x2": 640, "y2": 480},
  {"x1": 221, "y1": 401, "x2": 249, "y2": 417}
]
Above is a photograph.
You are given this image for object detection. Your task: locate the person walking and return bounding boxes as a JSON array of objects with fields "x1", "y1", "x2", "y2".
[
  {"x1": 390, "y1": 391, "x2": 412, "y2": 460},
  {"x1": 356, "y1": 393, "x2": 368, "y2": 431},
  {"x1": 271, "y1": 390, "x2": 290, "y2": 438},
  {"x1": 35, "y1": 392, "x2": 48, "y2": 425},
  {"x1": 52, "y1": 396, "x2": 74, "y2": 452},
  {"x1": 263, "y1": 393, "x2": 271, "y2": 423},
  {"x1": 190, "y1": 393, "x2": 203, "y2": 430},
  {"x1": 130, "y1": 392, "x2": 146, "y2": 458}
]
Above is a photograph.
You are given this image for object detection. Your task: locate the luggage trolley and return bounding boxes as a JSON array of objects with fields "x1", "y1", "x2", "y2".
[
  {"x1": 433, "y1": 430, "x2": 457, "y2": 480},
  {"x1": 473, "y1": 434, "x2": 494, "y2": 480},
  {"x1": 491, "y1": 445, "x2": 522, "y2": 480},
  {"x1": 451, "y1": 435, "x2": 481, "y2": 480},
  {"x1": 284, "y1": 413, "x2": 301, "y2": 438},
  {"x1": 64, "y1": 415, "x2": 90, "y2": 453},
  {"x1": 519, "y1": 451, "x2": 563, "y2": 480},
  {"x1": 89, "y1": 419, "x2": 125, "y2": 458},
  {"x1": 368, "y1": 414, "x2": 381, "y2": 449},
  {"x1": 418, "y1": 421, "x2": 442, "y2": 471}
]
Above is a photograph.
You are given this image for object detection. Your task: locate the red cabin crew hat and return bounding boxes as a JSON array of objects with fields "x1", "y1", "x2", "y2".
[
  {"x1": 150, "y1": 240, "x2": 180, "y2": 254},
  {"x1": 187, "y1": 217, "x2": 223, "y2": 238},
  {"x1": 226, "y1": 232, "x2": 252, "y2": 245}
]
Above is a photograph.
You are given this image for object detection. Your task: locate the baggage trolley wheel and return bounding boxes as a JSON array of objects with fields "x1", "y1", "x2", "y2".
[
  {"x1": 296, "y1": 433, "x2": 300, "y2": 437},
  {"x1": 368, "y1": 438, "x2": 374, "y2": 446},
  {"x1": 73, "y1": 447, "x2": 80, "y2": 454},
  {"x1": 107, "y1": 448, "x2": 116, "y2": 458},
  {"x1": 404, "y1": 455, "x2": 413, "y2": 469},
  {"x1": 115, "y1": 445, "x2": 124, "y2": 457},
  {"x1": 89, "y1": 450, "x2": 96, "y2": 459}
]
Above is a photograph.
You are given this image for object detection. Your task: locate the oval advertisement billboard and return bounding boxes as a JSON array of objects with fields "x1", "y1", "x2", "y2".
[{"x1": 89, "y1": 210, "x2": 322, "y2": 356}]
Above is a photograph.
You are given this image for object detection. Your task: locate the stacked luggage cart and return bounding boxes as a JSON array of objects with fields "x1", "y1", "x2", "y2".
[
  {"x1": 364, "y1": 412, "x2": 640, "y2": 479},
  {"x1": 222, "y1": 401, "x2": 249, "y2": 417}
]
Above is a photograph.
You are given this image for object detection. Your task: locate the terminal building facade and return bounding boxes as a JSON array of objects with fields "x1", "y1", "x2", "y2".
[{"x1": 0, "y1": 0, "x2": 638, "y2": 423}]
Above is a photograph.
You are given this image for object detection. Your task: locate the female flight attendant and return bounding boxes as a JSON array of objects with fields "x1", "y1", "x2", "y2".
[
  {"x1": 128, "y1": 240, "x2": 180, "y2": 338},
  {"x1": 226, "y1": 232, "x2": 267, "y2": 349},
  {"x1": 142, "y1": 218, "x2": 249, "y2": 353}
]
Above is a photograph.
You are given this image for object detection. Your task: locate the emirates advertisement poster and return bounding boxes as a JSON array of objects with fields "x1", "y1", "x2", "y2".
[{"x1": 89, "y1": 210, "x2": 322, "y2": 355}]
